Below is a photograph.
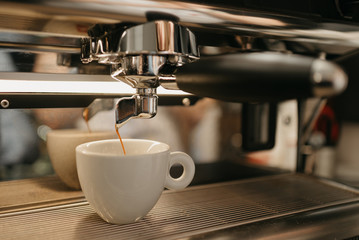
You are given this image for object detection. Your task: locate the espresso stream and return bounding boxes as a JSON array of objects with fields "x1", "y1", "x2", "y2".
[
  {"x1": 83, "y1": 108, "x2": 91, "y2": 133},
  {"x1": 115, "y1": 124, "x2": 127, "y2": 155},
  {"x1": 83, "y1": 107, "x2": 126, "y2": 155}
]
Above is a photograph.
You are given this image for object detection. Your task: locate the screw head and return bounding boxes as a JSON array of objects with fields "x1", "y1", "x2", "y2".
[
  {"x1": 1, "y1": 99, "x2": 10, "y2": 108},
  {"x1": 182, "y1": 98, "x2": 191, "y2": 106}
]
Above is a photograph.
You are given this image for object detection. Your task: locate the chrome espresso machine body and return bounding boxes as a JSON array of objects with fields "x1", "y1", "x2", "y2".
[{"x1": 1, "y1": 0, "x2": 359, "y2": 239}]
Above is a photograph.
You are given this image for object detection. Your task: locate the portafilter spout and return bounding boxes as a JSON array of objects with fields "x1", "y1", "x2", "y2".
[
  {"x1": 115, "y1": 88, "x2": 158, "y2": 128},
  {"x1": 81, "y1": 20, "x2": 199, "y2": 126},
  {"x1": 83, "y1": 98, "x2": 115, "y2": 122}
]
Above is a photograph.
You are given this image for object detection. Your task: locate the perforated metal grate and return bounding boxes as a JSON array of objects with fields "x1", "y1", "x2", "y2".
[{"x1": 1, "y1": 174, "x2": 359, "y2": 240}]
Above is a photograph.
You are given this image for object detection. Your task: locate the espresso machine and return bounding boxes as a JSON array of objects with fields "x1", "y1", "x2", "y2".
[{"x1": 1, "y1": 0, "x2": 359, "y2": 239}]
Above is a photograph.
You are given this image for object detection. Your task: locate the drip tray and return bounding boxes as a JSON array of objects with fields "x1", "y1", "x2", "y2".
[{"x1": 1, "y1": 174, "x2": 359, "y2": 239}]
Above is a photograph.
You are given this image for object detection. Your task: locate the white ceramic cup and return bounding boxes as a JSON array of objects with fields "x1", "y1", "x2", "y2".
[
  {"x1": 47, "y1": 129, "x2": 116, "y2": 189},
  {"x1": 76, "y1": 139, "x2": 195, "y2": 225}
]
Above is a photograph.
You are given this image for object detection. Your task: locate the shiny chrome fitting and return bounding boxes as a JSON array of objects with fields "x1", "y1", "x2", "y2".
[
  {"x1": 82, "y1": 20, "x2": 198, "y2": 125},
  {"x1": 82, "y1": 20, "x2": 199, "y2": 90},
  {"x1": 115, "y1": 88, "x2": 158, "y2": 128},
  {"x1": 310, "y1": 59, "x2": 348, "y2": 97},
  {"x1": 83, "y1": 98, "x2": 115, "y2": 122}
]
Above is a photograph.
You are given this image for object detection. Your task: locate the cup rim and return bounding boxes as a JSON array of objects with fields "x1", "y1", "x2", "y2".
[
  {"x1": 76, "y1": 139, "x2": 170, "y2": 157},
  {"x1": 47, "y1": 129, "x2": 115, "y2": 138}
]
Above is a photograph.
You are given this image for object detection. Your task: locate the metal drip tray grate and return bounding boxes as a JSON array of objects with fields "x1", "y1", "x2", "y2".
[{"x1": 1, "y1": 174, "x2": 359, "y2": 239}]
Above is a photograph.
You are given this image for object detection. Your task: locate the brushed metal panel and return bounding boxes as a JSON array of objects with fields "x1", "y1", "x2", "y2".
[{"x1": 1, "y1": 174, "x2": 358, "y2": 239}]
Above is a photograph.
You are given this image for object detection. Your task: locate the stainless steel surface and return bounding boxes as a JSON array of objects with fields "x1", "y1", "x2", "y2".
[
  {"x1": 83, "y1": 98, "x2": 114, "y2": 122},
  {"x1": 82, "y1": 20, "x2": 199, "y2": 124},
  {"x1": 115, "y1": 88, "x2": 158, "y2": 127},
  {"x1": 0, "y1": 73, "x2": 197, "y2": 108},
  {"x1": 1, "y1": 174, "x2": 359, "y2": 239},
  {"x1": 188, "y1": 202, "x2": 359, "y2": 240},
  {"x1": 310, "y1": 59, "x2": 348, "y2": 97},
  {"x1": 83, "y1": 21, "x2": 199, "y2": 66},
  {"x1": 85, "y1": 20, "x2": 199, "y2": 88},
  {"x1": 0, "y1": 176, "x2": 83, "y2": 214},
  {"x1": 0, "y1": 0, "x2": 359, "y2": 53},
  {"x1": 0, "y1": 31, "x2": 81, "y2": 53},
  {"x1": 1, "y1": 2, "x2": 358, "y2": 238},
  {"x1": 0, "y1": 93, "x2": 197, "y2": 109},
  {"x1": 0, "y1": 0, "x2": 359, "y2": 77},
  {"x1": 110, "y1": 55, "x2": 168, "y2": 88},
  {"x1": 301, "y1": 98, "x2": 328, "y2": 147},
  {"x1": 158, "y1": 75, "x2": 178, "y2": 90},
  {"x1": 0, "y1": 0, "x2": 356, "y2": 109}
]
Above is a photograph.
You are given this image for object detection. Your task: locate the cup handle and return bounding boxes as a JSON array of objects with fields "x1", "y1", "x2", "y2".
[{"x1": 165, "y1": 152, "x2": 195, "y2": 190}]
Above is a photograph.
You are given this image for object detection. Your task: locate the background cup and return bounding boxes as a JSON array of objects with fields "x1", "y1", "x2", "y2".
[
  {"x1": 76, "y1": 139, "x2": 195, "y2": 225},
  {"x1": 47, "y1": 129, "x2": 116, "y2": 189}
]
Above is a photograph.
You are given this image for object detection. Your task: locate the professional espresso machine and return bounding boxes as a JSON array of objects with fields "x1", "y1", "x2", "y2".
[{"x1": 1, "y1": 0, "x2": 359, "y2": 239}]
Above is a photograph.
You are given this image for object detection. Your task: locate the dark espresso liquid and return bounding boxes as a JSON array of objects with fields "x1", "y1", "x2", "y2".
[
  {"x1": 84, "y1": 108, "x2": 126, "y2": 155},
  {"x1": 83, "y1": 108, "x2": 92, "y2": 133},
  {"x1": 115, "y1": 124, "x2": 126, "y2": 155}
]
